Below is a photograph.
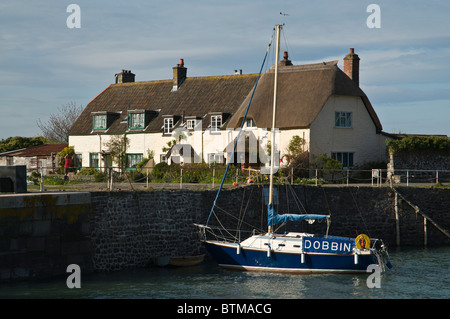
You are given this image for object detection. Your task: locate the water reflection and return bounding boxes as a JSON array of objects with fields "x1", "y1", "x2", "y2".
[{"x1": 0, "y1": 247, "x2": 449, "y2": 299}]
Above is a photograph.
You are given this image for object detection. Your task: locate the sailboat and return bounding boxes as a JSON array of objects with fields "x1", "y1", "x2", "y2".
[{"x1": 196, "y1": 25, "x2": 391, "y2": 273}]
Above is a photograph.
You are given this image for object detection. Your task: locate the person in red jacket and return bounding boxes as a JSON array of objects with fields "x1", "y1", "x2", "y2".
[{"x1": 64, "y1": 154, "x2": 73, "y2": 176}]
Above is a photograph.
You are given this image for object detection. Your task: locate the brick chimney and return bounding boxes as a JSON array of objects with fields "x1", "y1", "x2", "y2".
[
  {"x1": 279, "y1": 51, "x2": 293, "y2": 66},
  {"x1": 343, "y1": 48, "x2": 360, "y2": 86},
  {"x1": 172, "y1": 59, "x2": 187, "y2": 91},
  {"x1": 115, "y1": 70, "x2": 135, "y2": 84}
]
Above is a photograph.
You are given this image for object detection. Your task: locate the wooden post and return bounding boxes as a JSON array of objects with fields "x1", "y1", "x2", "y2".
[
  {"x1": 180, "y1": 168, "x2": 183, "y2": 189},
  {"x1": 394, "y1": 191, "x2": 400, "y2": 246},
  {"x1": 406, "y1": 170, "x2": 409, "y2": 187},
  {"x1": 424, "y1": 217, "x2": 427, "y2": 247},
  {"x1": 40, "y1": 167, "x2": 44, "y2": 192}
]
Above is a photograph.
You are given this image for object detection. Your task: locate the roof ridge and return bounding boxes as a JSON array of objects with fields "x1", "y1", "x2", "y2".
[
  {"x1": 267, "y1": 60, "x2": 339, "y2": 73},
  {"x1": 111, "y1": 73, "x2": 259, "y2": 86}
]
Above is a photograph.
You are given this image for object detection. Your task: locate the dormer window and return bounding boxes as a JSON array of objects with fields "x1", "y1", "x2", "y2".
[
  {"x1": 246, "y1": 118, "x2": 256, "y2": 129},
  {"x1": 91, "y1": 111, "x2": 120, "y2": 131},
  {"x1": 126, "y1": 109, "x2": 157, "y2": 130},
  {"x1": 186, "y1": 119, "x2": 196, "y2": 130},
  {"x1": 164, "y1": 117, "x2": 174, "y2": 134},
  {"x1": 185, "y1": 116, "x2": 201, "y2": 130},
  {"x1": 211, "y1": 115, "x2": 222, "y2": 132},
  {"x1": 129, "y1": 112, "x2": 145, "y2": 129},
  {"x1": 93, "y1": 114, "x2": 107, "y2": 130}
]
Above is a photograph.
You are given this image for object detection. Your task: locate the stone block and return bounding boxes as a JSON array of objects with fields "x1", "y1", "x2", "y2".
[
  {"x1": 26, "y1": 237, "x2": 46, "y2": 252},
  {"x1": 33, "y1": 220, "x2": 51, "y2": 236}
]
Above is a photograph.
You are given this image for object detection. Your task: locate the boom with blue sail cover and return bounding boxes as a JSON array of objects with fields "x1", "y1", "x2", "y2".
[{"x1": 267, "y1": 203, "x2": 329, "y2": 226}]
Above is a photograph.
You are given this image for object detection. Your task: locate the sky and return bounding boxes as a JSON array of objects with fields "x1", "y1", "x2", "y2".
[{"x1": 0, "y1": 0, "x2": 449, "y2": 140}]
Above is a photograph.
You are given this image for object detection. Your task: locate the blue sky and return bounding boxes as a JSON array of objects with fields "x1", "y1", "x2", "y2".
[{"x1": 1, "y1": 0, "x2": 449, "y2": 139}]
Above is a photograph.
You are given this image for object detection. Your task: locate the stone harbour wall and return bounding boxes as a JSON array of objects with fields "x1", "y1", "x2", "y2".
[
  {"x1": 0, "y1": 186, "x2": 449, "y2": 281},
  {"x1": 0, "y1": 192, "x2": 93, "y2": 281},
  {"x1": 88, "y1": 185, "x2": 450, "y2": 272},
  {"x1": 89, "y1": 191, "x2": 205, "y2": 271}
]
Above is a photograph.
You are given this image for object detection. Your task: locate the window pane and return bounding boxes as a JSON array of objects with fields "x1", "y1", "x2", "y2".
[
  {"x1": 335, "y1": 112, "x2": 352, "y2": 128},
  {"x1": 164, "y1": 118, "x2": 173, "y2": 134},
  {"x1": 346, "y1": 113, "x2": 351, "y2": 126},
  {"x1": 90, "y1": 153, "x2": 99, "y2": 168},
  {"x1": 130, "y1": 113, "x2": 145, "y2": 128},
  {"x1": 94, "y1": 115, "x2": 107, "y2": 129},
  {"x1": 127, "y1": 154, "x2": 143, "y2": 168},
  {"x1": 211, "y1": 115, "x2": 222, "y2": 132},
  {"x1": 342, "y1": 153, "x2": 348, "y2": 167}
]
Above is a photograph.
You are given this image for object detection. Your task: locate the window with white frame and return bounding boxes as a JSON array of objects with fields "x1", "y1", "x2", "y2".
[
  {"x1": 160, "y1": 154, "x2": 167, "y2": 163},
  {"x1": 186, "y1": 119, "x2": 196, "y2": 130},
  {"x1": 164, "y1": 117, "x2": 173, "y2": 134},
  {"x1": 335, "y1": 111, "x2": 352, "y2": 128},
  {"x1": 208, "y1": 153, "x2": 223, "y2": 164},
  {"x1": 93, "y1": 115, "x2": 107, "y2": 130},
  {"x1": 129, "y1": 113, "x2": 145, "y2": 129},
  {"x1": 245, "y1": 118, "x2": 256, "y2": 129},
  {"x1": 331, "y1": 152, "x2": 354, "y2": 168},
  {"x1": 211, "y1": 115, "x2": 222, "y2": 132}
]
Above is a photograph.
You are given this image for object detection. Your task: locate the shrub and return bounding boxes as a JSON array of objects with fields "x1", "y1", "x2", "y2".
[
  {"x1": 76, "y1": 167, "x2": 98, "y2": 175},
  {"x1": 387, "y1": 135, "x2": 450, "y2": 154}
]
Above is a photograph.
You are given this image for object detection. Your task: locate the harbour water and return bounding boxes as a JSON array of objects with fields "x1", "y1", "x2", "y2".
[{"x1": 0, "y1": 247, "x2": 448, "y2": 299}]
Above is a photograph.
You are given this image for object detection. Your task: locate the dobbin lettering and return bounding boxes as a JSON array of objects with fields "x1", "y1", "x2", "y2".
[{"x1": 303, "y1": 239, "x2": 352, "y2": 253}]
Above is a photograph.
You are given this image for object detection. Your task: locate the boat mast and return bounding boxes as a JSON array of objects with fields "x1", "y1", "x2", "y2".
[{"x1": 268, "y1": 24, "x2": 282, "y2": 234}]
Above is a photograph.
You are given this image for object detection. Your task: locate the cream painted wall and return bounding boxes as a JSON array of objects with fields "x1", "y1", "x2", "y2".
[
  {"x1": 70, "y1": 127, "x2": 313, "y2": 168},
  {"x1": 309, "y1": 95, "x2": 386, "y2": 165},
  {"x1": 69, "y1": 96, "x2": 385, "y2": 170}
]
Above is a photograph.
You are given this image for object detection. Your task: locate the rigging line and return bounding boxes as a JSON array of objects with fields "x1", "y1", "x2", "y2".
[
  {"x1": 321, "y1": 187, "x2": 332, "y2": 216},
  {"x1": 206, "y1": 29, "x2": 275, "y2": 226},
  {"x1": 235, "y1": 187, "x2": 247, "y2": 238},
  {"x1": 211, "y1": 209, "x2": 237, "y2": 241},
  {"x1": 287, "y1": 183, "x2": 307, "y2": 214},
  {"x1": 237, "y1": 186, "x2": 255, "y2": 233},
  {"x1": 349, "y1": 187, "x2": 370, "y2": 234},
  {"x1": 214, "y1": 203, "x2": 264, "y2": 234}
]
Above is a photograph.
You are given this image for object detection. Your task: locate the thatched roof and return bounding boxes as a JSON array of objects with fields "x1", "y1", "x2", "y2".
[
  {"x1": 227, "y1": 61, "x2": 382, "y2": 131},
  {"x1": 69, "y1": 74, "x2": 258, "y2": 135},
  {"x1": 69, "y1": 59, "x2": 382, "y2": 137}
]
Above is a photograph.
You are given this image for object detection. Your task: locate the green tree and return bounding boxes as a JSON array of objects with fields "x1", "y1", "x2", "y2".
[
  {"x1": 57, "y1": 146, "x2": 75, "y2": 174},
  {"x1": 104, "y1": 134, "x2": 129, "y2": 172},
  {"x1": 287, "y1": 135, "x2": 304, "y2": 157},
  {"x1": 311, "y1": 154, "x2": 343, "y2": 179},
  {"x1": 0, "y1": 136, "x2": 50, "y2": 153}
]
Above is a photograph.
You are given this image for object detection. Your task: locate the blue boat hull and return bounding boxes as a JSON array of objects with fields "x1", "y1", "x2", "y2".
[{"x1": 204, "y1": 241, "x2": 379, "y2": 273}]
